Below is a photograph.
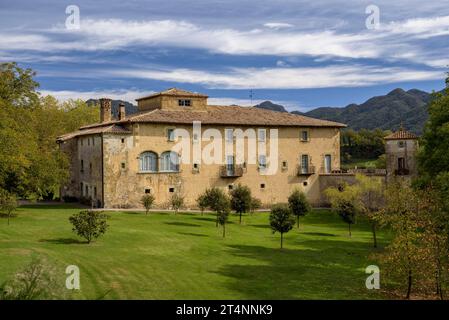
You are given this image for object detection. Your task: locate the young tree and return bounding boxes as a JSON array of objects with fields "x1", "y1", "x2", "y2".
[
  {"x1": 325, "y1": 183, "x2": 359, "y2": 237},
  {"x1": 250, "y1": 197, "x2": 262, "y2": 214},
  {"x1": 269, "y1": 204, "x2": 295, "y2": 249},
  {"x1": 170, "y1": 193, "x2": 184, "y2": 214},
  {"x1": 0, "y1": 191, "x2": 17, "y2": 225},
  {"x1": 288, "y1": 189, "x2": 311, "y2": 228},
  {"x1": 353, "y1": 174, "x2": 385, "y2": 247},
  {"x1": 216, "y1": 195, "x2": 231, "y2": 238},
  {"x1": 202, "y1": 187, "x2": 228, "y2": 227},
  {"x1": 69, "y1": 210, "x2": 108, "y2": 244},
  {"x1": 141, "y1": 194, "x2": 155, "y2": 215},
  {"x1": 230, "y1": 184, "x2": 252, "y2": 224},
  {"x1": 196, "y1": 193, "x2": 208, "y2": 216}
]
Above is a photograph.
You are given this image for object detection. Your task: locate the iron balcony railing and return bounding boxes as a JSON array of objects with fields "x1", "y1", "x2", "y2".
[
  {"x1": 220, "y1": 164, "x2": 244, "y2": 177},
  {"x1": 297, "y1": 165, "x2": 315, "y2": 176}
]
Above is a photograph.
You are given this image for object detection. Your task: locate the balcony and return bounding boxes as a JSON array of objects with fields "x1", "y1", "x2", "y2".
[
  {"x1": 394, "y1": 168, "x2": 410, "y2": 176},
  {"x1": 220, "y1": 165, "x2": 244, "y2": 178},
  {"x1": 297, "y1": 165, "x2": 315, "y2": 176}
]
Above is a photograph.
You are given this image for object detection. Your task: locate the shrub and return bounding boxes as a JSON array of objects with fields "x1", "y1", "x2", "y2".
[
  {"x1": 69, "y1": 210, "x2": 108, "y2": 243},
  {"x1": 196, "y1": 193, "x2": 209, "y2": 215},
  {"x1": 230, "y1": 184, "x2": 252, "y2": 223},
  {"x1": 170, "y1": 193, "x2": 184, "y2": 214},
  {"x1": 0, "y1": 191, "x2": 17, "y2": 225},
  {"x1": 200, "y1": 188, "x2": 229, "y2": 226},
  {"x1": 250, "y1": 197, "x2": 262, "y2": 213},
  {"x1": 269, "y1": 204, "x2": 295, "y2": 249},
  {"x1": 288, "y1": 189, "x2": 311, "y2": 228},
  {"x1": 141, "y1": 194, "x2": 155, "y2": 215},
  {"x1": 0, "y1": 258, "x2": 65, "y2": 300},
  {"x1": 62, "y1": 195, "x2": 78, "y2": 203},
  {"x1": 335, "y1": 200, "x2": 357, "y2": 237}
]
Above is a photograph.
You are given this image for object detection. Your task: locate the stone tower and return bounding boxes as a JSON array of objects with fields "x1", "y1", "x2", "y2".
[
  {"x1": 384, "y1": 126, "x2": 419, "y2": 181},
  {"x1": 99, "y1": 98, "x2": 112, "y2": 123}
]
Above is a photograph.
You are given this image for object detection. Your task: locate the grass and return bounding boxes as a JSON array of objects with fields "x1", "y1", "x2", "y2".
[
  {"x1": 0, "y1": 204, "x2": 389, "y2": 299},
  {"x1": 341, "y1": 158, "x2": 379, "y2": 170}
]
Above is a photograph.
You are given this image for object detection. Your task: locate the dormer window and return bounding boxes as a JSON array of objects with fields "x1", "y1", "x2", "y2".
[{"x1": 178, "y1": 99, "x2": 191, "y2": 107}]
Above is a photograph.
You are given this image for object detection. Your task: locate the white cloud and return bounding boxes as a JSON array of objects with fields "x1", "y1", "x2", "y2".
[
  {"x1": 109, "y1": 65, "x2": 443, "y2": 89},
  {"x1": 38, "y1": 89, "x2": 152, "y2": 104},
  {"x1": 263, "y1": 22, "x2": 294, "y2": 29}
]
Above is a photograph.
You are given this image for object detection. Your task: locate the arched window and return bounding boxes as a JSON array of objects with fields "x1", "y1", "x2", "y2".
[
  {"x1": 139, "y1": 151, "x2": 158, "y2": 172},
  {"x1": 160, "y1": 151, "x2": 179, "y2": 172}
]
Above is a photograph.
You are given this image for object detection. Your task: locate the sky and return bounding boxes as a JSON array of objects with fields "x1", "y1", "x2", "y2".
[{"x1": 1, "y1": 0, "x2": 449, "y2": 112}]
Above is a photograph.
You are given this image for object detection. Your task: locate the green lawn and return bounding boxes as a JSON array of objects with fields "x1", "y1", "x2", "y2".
[
  {"x1": 0, "y1": 204, "x2": 388, "y2": 299},
  {"x1": 341, "y1": 158, "x2": 379, "y2": 170}
]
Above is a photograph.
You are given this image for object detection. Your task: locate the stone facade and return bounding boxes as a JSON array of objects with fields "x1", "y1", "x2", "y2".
[{"x1": 58, "y1": 88, "x2": 347, "y2": 209}]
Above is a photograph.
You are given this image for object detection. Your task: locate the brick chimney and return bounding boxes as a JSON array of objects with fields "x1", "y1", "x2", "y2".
[
  {"x1": 118, "y1": 102, "x2": 126, "y2": 121},
  {"x1": 99, "y1": 98, "x2": 112, "y2": 123}
]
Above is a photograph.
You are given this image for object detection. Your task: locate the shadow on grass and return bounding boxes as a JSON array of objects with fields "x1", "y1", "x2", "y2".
[
  {"x1": 0, "y1": 213, "x2": 18, "y2": 218},
  {"x1": 177, "y1": 232, "x2": 209, "y2": 237},
  {"x1": 164, "y1": 221, "x2": 201, "y2": 227},
  {"x1": 192, "y1": 216, "x2": 216, "y2": 223},
  {"x1": 39, "y1": 238, "x2": 86, "y2": 244},
  {"x1": 214, "y1": 239, "x2": 377, "y2": 299},
  {"x1": 250, "y1": 224, "x2": 270, "y2": 229},
  {"x1": 301, "y1": 232, "x2": 336, "y2": 237}
]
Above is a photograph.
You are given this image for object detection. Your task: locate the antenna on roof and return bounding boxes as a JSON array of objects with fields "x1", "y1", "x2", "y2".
[{"x1": 249, "y1": 89, "x2": 254, "y2": 106}]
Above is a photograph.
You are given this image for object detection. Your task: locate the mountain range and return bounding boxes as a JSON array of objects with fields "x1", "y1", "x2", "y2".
[
  {"x1": 255, "y1": 88, "x2": 436, "y2": 134},
  {"x1": 87, "y1": 88, "x2": 440, "y2": 134}
]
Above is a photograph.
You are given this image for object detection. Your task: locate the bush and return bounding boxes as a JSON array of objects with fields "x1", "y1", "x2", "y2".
[
  {"x1": 0, "y1": 258, "x2": 65, "y2": 300},
  {"x1": 288, "y1": 189, "x2": 311, "y2": 228},
  {"x1": 196, "y1": 193, "x2": 209, "y2": 215},
  {"x1": 230, "y1": 184, "x2": 252, "y2": 223},
  {"x1": 69, "y1": 210, "x2": 108, "y2": 243},
  {"x1": 269, "y1": 204, "x2": 295, "y2": 249},
  {"x1": 170, "y1": 193, "x2": 184, "y2": 214},
  {"x1": 250, "y1": 197, "x2": 262, "y2": 213},
  {"x1": 141, "y1": 194, "x2": 155, "y2": 215},
  {"x1": 62, "y1": 195, "x2": 78, "y2": 203}
]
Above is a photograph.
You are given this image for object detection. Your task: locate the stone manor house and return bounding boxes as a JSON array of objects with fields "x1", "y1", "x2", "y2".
[{"x1": 57, "y1": 88, "x2": 417, "y2": 209}]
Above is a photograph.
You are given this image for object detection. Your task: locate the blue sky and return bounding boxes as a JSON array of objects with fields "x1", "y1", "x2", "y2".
[{"x1": 1, "y1": 0, "x2": 448, "y2": 111}]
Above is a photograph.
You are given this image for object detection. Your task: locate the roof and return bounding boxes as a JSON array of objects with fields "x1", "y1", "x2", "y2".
[
  {"x1": 135, "y1": 88, "x2": 208, "y2": 101},
  {"x1": 80, "y1": 105, "x2": 346, "y2": 130},
  {"x1": 384, "y1": 129, "x2": 418, "y2": 140},
  {"x1": 57, "y1": 124, "x2": 131, "y2": 142}
]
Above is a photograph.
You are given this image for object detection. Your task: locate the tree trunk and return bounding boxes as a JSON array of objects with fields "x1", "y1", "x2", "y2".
[
  {"x1": 8, "y1": 212, "x2": 10, "y2": 226},
  {"x1": 280, "y1": 232, "x2": 283, "y2": 249},
  {"x1": 239, "y1": 212, "x2": 242, "y2": 224},
  {"x1": 222, "y1": 223, "x2": 226, "y2": 238},
  {"x1": 216, "y1": 213, "x2": 218, "y2": 227},
  {"x1": 297, "y1": 216, "x2": 300, "y2": 229},
  {"x1": 371, "y1": 222, "x2": 377, "y2": 248},
  {"x1": 406, "y1": 268, "x2": 412, "y2": 299},
  {"x1": 348, "y1": 223, "x2": 351, "y2": 237}
]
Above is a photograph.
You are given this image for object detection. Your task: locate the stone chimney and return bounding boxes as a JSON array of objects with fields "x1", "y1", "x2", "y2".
[
  {"x1": 118, "y1": 102, "x2": 126, "y2": 121},
  {"x1": 99, "y1": 98, "x2": 112, "y2": 123}
]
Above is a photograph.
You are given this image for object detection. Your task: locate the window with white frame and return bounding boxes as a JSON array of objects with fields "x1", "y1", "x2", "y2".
[
  {"x1": 160, "y1": 151, "x2": 180, "y2": 172},
  {"x1": 178, "y1": 99, "x2": 191, "y2": 107},
  {"x1": 258, "y1": 128, "x2": 266, "y2": 142},
  {"x1": 167, "y1": 128, "x2": 175, "y2": 141},
  {"x1": 139, "y1": 151, "x2": 158, "y2": 172},
  {"x1": 258, "y1": 154, "x2": 267, "y2": 169}
]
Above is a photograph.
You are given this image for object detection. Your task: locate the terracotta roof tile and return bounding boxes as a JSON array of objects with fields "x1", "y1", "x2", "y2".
[
  {"x1": 135, "y1": 88, "x2": 208, "y2": 101},
  {"x1": 57, "y1": 124, "x2": 131, "y2": 142},
  {"x1": 384, "y1": 129, "x2": 418, "y2": 140},
  {"x1": 125, "y1": 105, "x2": 346, "y2": 127}
]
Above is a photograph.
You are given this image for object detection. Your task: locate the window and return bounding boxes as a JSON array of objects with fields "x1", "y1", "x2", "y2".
[
  {"x1": 121, "y1": 162, "x2": 126, "y2": 169},
  {"x1": 92, "y1": 138, "x2": 95, "y2": 146},
  {"x1": 88, "y1": 138, "x2": 90, "y2": 146},
  {"x1": 161, "y1": 151, "x2": 180, "y2": 172},
  {"x1": 258, "y1": 129, "x2": 266, "y2": 142},
  {"x1": 324, "y1": 154, "x2": 332, "y2": 174},
  {"x1": 94, "y1": 187, "x2": 97, "y2": 198},
  {"x1": 139, "y1": 151, "x2": 158, "y2": 172},
  {"x1": 303, "y1": 181, "x2": 308, "y2": 186},
  {"x1": 80, "y1": 139, "x2": 83, "y2": 146},
  {"x1": 80, "y1": 182, "x2": 83, "y2": 195},
  {"x1": 121, "y1": 138, "x2": 125, "y2": 144},
  {"x1": 260, "y1": 183, "x2": 265, "y2": 189},
  {"x1": 225, "y1": 129, "x2": 234, "y2": 142},
  {"x1": 301, "y1": 130, "x2": 309, "y2": 141},
  {"x1": 80, "y1": 160, "x2": 84, "y2": 172},
  {"x1": 178, "y1": 99, "x2": 191, "y2": 106},
  {"x1": 169, "y1": 187, "x2": 175, "y2": 193},
  {"x1": 89, "y1": 162, "x2": 92, "y2": 174},
  {"x1": 301, "y1": 155, "x2": 309, "y2": 174},
  {"x1": 85, "y1": 186, "x2": 89, "y2": 197},
  {"x1": 398, "y1": 157, "x2": 406, "y2": 170},
  {"x1": 258, "y1": 155, "x2": 267, "y2": 169},
  {"x1": 193, "y1": 163, "x2": 199, "y2": 171},
  {"x1": 167, "y1": 128, "x2": 175, "y2": 141},
  {"x1": 398, "y1": 141, "x2": 405, "y2": 148},
  {"x1": 228, "y1": 185, "x2": 233, "y2": 190},
  {"x1": 282, "y1": 161, "x2": 288, "y2": 168},
  {"x1": 145, "y1": 188, "x2": 151, "y2": 194}
]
